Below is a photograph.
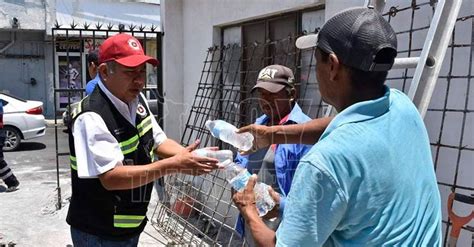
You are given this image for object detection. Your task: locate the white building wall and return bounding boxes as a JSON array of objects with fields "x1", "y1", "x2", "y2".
[
  {"x1": 0, "y1": 0, "x2": 47, "y2": 30},
  {"x1": 162, "y1": 0, "x2": 473, "y2": 245},
  {"x1": 161, "y1": 0, "x2": 185, "y2": 140}
]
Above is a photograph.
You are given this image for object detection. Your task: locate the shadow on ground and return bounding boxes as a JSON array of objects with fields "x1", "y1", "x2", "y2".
[
  {"x1": 5, "y1": 142, "x2": 47, "y2": 152},
  {"x1": 0, "y1": 184, "x2": 21, "y2": 193}
]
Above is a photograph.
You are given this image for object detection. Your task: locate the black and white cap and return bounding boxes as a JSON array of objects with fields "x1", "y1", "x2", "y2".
[{"x1": 296, "y1": 7, "x2": 398, "y2": 72}]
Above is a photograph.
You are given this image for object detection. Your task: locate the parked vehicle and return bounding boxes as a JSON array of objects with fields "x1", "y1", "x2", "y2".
[{"x1": 0, "y1": 93, "x2": 46, "y2": 151}]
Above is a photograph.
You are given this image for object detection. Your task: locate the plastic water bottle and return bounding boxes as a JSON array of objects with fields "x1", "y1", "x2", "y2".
[
  {"x1": 205, "y1": 120, "x2": 254, "y2": 151},
  {"x1": 220, "y1": 159, "x2": 275, "y2": 216},
  {"x1": 193, "y1": 149, "x2": 233, "y2": 163}
]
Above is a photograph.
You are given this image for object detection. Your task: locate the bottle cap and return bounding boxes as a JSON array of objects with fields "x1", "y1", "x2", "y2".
[{"x1": 219, "y1": 159, "x2": 233, "y2": 168}]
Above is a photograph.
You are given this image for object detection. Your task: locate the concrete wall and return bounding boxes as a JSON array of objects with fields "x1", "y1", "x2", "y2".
[
  {"x1": 0, "y1": 30, "x2": 51, "y2": 115},
  {"x1": 161, "y1": 0, "x2": 184, "y2": 141},
  {"x1": 325, "y1": 0, "x2": 365, "y2": 20},
  {"x1": 0, "y1": 0, "x2": 47, "y2": 30}
]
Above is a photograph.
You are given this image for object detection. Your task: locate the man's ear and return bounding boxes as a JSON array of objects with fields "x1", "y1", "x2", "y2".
[
  {"x1": 288, "y1": 87, "x2": 296, "y2": 101},
  {"x1": 328, "y1": 53, "x2": 340, "y2": 81},
  {"x1": 98, "y1": 63, "x2": 109, "y2": 82}
]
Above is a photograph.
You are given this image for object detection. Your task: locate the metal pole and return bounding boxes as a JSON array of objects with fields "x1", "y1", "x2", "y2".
[
  {"x1": 392, "y1": 57, "x2": 419, "y2": 69},
  {"x1": 407, "y1": 0, "x2": 463, "y2": 118},
  {"x1": 52, "y1": 29, "x2": 62, "y2": 210}
]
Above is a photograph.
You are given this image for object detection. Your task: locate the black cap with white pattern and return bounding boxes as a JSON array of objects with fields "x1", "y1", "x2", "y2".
[{"x1": 296, "y1": 7, "x2": 397, "y2": 72}]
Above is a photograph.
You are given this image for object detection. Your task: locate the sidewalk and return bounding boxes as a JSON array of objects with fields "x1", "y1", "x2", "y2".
[
  {"x1": 45, "y1": 119, "x2": 64, "y2": 127},
  {"x1": 0, "y1": 126, "x2": 170, "y2": 246}
]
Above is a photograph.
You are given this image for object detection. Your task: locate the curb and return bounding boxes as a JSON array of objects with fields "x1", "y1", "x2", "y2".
[{"x1": 45, "y1": 119, "x2": 64, "y2": 127}]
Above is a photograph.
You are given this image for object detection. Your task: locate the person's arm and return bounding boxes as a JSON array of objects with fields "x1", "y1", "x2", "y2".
[
  {"x1": 237, "y1": 117, "x2": 333, "y2": 153},
  {"x1": 233, "y1": 175, "x2": 277, "y2": 246},
  {"x1": 99, "y1": 140, "x2": 218, "y2": 190},
  {"x1": 154, "y1": 138, "x2": 186, "y2": 158},
  {"x1": 73, "y1": 112, "x2": 219, "y2": 191}
]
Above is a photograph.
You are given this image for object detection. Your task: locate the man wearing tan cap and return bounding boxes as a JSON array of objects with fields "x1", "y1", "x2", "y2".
[
  {"x1": 66, "y1": 33, "x2": 219, "y2": 246},
  {"x1": 234, "y1": 65, "x2": 313, "y2": 245}
]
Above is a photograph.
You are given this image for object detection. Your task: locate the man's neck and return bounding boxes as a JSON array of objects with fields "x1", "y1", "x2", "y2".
[{"x1": 337, "y1": 86, "x2": 386, "y2": 112}]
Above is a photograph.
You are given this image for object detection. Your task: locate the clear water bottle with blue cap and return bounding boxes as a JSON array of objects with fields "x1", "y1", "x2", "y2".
[
  {"x1": 205, "y1": 120, "x2": 254, "y2": 151},
  {"x1": 220, "y1": 159, "x2": 275, "y2": 216}
]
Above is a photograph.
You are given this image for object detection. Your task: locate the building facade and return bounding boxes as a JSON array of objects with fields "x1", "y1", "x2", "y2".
[
  {"x1": 160, "y1": 1, "x2": 473, "y2": 246},
  {"x1": 0, "y1": 0, "x2": 161, "y2": 118}
]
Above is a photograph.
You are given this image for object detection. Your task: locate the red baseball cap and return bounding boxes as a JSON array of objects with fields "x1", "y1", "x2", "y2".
[{"x1": 99, "y1": 33, "x2": 159, "y2": 67}]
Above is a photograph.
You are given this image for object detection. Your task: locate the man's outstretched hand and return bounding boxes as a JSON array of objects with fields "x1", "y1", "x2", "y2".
[
  {"x1": 173, "y1": 139, "x2": 220, "y2": 175},
  {"x1": 237, "y1": 124, "x2": 274, "y2": 155}
]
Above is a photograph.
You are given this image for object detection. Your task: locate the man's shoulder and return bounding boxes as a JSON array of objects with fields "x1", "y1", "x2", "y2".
[
  {"x1": 288, "y1": 103, "x2": 312, "y2": 124},
  {"x1": 300, "y1": 124, "x2": 369, "y2": 176}
]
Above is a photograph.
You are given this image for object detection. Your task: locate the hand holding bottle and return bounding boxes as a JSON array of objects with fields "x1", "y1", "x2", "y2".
[
  {"x1": 172, "y1": 140, "x2": 220, "y2": 175},
  {"x1": 222, "y1": 160, "x2": 275, "y2": 216},
  {"x1": 192, "y1": 148, "x2": 233, "y2": 164},
  {"x1": 232, "y1": 174, "x2": 265, "y2": 217}
]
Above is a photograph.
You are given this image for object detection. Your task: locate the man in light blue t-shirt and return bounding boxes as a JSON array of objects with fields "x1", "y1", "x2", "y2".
[{"x1": 233, "y1": 7, "x2": 442, "y2": 247}]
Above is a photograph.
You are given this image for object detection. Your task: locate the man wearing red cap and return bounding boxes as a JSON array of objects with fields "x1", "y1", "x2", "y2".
[{"x1": 66, "y1": 33, "x2": 219, "y2": 246}]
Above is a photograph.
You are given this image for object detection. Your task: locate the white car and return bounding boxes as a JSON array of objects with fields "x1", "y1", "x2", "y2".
[{"x1": 1, "y1": 93, "x2": 46, "y2": 151}]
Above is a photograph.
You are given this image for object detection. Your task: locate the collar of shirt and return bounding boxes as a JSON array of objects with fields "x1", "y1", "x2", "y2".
[
  {"x1": 97, "y1": 80, "x2": 139, "y2": 125},
  {"x1": 319, "y1": 86, "x2": 391, "y2": 141},
  {"x1": 256, "y1": 102, "x2": 307, "y2": 151},
  {"x1": 255, "y1": 102, "x2": 307, "y2": 125},
  {"x1": 92, "y1": 74, "x2": 101, "y2": 82}
]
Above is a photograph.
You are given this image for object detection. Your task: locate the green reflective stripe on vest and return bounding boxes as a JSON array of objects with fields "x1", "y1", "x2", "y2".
[
  {"x1": 71, "y1": 98, "x2": 85, "y2": 119},
  {"x1": 70, "y1": 155, "x2": 77, "y2": 171},
  {"x1": 71, "y1": 107, "x2": 78, "y2": 119},
  {"x1": 113, "y1": 215, "x2": 145, "y2": 228},
  {"x1": 119, "y1": 135, "x2": 139, "y2": 155},
  {"x1": 137, "y1": 115, "x2": 152, "y2": 137},
  {"x1": 149, "y1": 149, "x2": 155, "y2": 161},
  {"x1": 77, "y1": 102, "x2": 82, "y2": 115}
]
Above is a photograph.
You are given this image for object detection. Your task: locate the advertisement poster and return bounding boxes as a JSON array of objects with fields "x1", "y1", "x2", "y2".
[{"x1": 57, "y1": 54, "x2": 83, "y2": 108}]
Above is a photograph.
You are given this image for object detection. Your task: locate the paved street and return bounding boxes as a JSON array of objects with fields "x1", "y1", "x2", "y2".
[{"x1": 0, "y1": 125, "x2": 168, "y2": 246}]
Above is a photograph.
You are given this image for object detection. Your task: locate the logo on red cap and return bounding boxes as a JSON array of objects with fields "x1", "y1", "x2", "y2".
[{"x1": 128, "y1": 39, "x2": 140, "y2": 51}]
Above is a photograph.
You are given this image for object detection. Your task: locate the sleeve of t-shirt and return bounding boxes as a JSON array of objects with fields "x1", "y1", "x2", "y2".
[
  {"x1": 276, "y1": 161, "x2": 348, "y2": 246},
  {"x1": 72, "y1": 112, "x2": 124, "y2": 178},
  {"x1": 150, "y1": 115, "x2": 167, "y2": 149}
]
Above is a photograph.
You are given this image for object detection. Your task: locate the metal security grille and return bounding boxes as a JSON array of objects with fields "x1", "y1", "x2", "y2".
[
  {"x1": 150, "y1": 1, "x2": 473, "y2": 246},
  {"x1": 51, "y1": 22, "x2": 163, "y2": 209},
  {"x1": 381, "y1": 2, "x2": 473, "y2": 245}
]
